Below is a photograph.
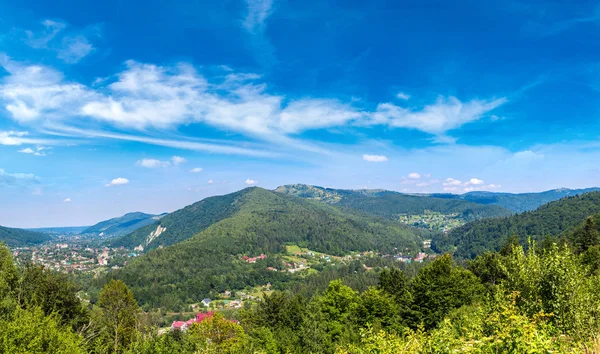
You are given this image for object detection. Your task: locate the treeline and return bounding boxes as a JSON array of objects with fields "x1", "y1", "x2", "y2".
[
  {"x1": 98, "y1": 188, "x2": 432, "y2": 310},
  {"x1": 6, "y1": 225, "x2": 600, "y2": 353},
  {"x1": 276, "y1": 184, "x2": 513, "y2": 222},
  {"x1": 434, "y1": 191, "x2": 600, "y2": 258},
  {"x1": 0, "y1": 225, "x2": 51, "y2": 247}
]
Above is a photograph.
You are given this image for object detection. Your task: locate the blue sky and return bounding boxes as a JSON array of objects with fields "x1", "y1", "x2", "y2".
[{"x1": 1, "y1": 0, "x2": 600, "y2": 227}]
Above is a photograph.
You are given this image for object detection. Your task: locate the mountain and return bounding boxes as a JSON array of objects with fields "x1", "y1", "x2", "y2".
[
  {"x1": 0, "y1": 225, "x2": 51, "y2": 247},
  {"x1": 27, "y1": 226, "x2": 89, "y2": 235},
  {"x1": 430, "y1": 187, "x2": 600, "y2": 213},
  {"x1": 82, "y1": 212, "x2": 166, "y2": 238},
  {"x1": 275, "y1": 184, "x2": 513, "y2": 222},
  {"x1": 106, "y1": 187, "x2": 435, "y2": 309},
  {"x1": 110, "y1": 190, "x2": 249, "y2": 250},
  {"x1": 434, "y1": 191, "x2": 600, "y2": 258}
]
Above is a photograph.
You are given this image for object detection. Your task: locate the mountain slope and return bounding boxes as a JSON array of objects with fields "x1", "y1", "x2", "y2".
[
  {"x1": 108, "y1": 187, "x2": 434, "y2": 309},
  {"x1": 0, "y1": 225, "x2": 51, "y2": 247},
  {"x1": 82, "y1": 212, "x2": 166, "y2": 238},
  {"x1": 430, "y1": 187, "x2": 600, "y2": 213},
  {"x1": 109, "y1": 190, "x2": 248, "y2": 250},
  {"x1": 275, "y1": 184, "x2": 513, "y2": 222},
  {"x1": 434, "y1": 191, "x2": 600, "y2": 258}
]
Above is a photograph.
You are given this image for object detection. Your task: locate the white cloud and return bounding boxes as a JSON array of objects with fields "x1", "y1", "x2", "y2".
[
  {"x1": 25, "y1": 20, "x2": 66, "y2": 48},
  {"x1": 396, "y1": 92, "x2": 410, "y2": 100},
  {"x1": 245, "y1": 178, "x2": 258, "y2": 185},
  {"x1": 243, "y1": 0, "x2": 274, "y2": 32},
  {"x1": 105, "y1": 177, "x2": 129, "y2": 187},
  {"x1": 64, "y1": 198, "x2": 71, "y2": 202},
  {"x1": 207, "y1": 179, "x2": 214, "y2": 184},
  {"x1": 443, "y1": 178, "x2": 463, "y2": 186},
  {"x1": 136, "y1": 158, "x2": 169, "y2": 168},
  {"x1": 0, "y1": 131, "x2": 48, "y2": 146},
  {"x1": 0, "y1": 56, "x2": 509, "y2": 154},
  {"x1": 18, "y1": 147, "x2": 35, "y2": 154},
  {"x1": 171, "y1": 156, "x2": 186, "y2": 165},
  {"x1": 466, "y1": 178, "x2": 485, "y2": 185},
  {"x1": 408, "y1": 172, "x2": 421, "y2": 179},
  {"x1": 363, "y1": 154, "x2": 388, "y2": 162},
  {"x1": 372, "y1": 96, "x2": 507, "y2": 138},
  {"x1": 190, "y1": 167, "x2": 204, "y2": 173}
]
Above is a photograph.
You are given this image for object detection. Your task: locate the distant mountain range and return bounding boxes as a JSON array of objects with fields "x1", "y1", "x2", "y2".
[
  {"x1": 26, "y1": 226, "x2": 89, "y2": 235},
  {"x1": 82, "y1": 212, "x2": 167, "y2": 238},
  {"x1": 0, "y1": 225, "x2": 51, "y2": 247},
  {"x1": 434, "y1": 191, "x2": 600, "y2": 258},
  {"x1": 275, "y1": 184, "x2": 513, "y2": 222},
  {"x1": 108, "y1": 187, "x2": 435, "y2": 308},
  {"x1": 429, "y1": 187, "x2": 600, "y2": 213}
]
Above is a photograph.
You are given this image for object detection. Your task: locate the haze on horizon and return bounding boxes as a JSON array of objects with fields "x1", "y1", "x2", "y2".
[{"x1": 1, "y1": 0, "x2": 600, "y2": 227}]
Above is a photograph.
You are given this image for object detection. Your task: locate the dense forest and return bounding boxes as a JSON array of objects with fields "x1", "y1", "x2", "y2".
[
  {"x1": 4, "y1": 221, "x2": 600, "y2": 353},
  {"x1": 430, "y1": 187, "x2": 600, "y2": 212},
  {"x1": 434, "y1": 192, "x2": 600, "y2": 258},
  {"x1": 276, "y1": 184, "x2": 513, "y2": 221},
  {"x1": 82, "y1": 212, "x2": 166, "y2": 237},
  {"x1": 100, "y1": 188, "x2": 434, "y2": 310},
  {"x1": 0, "y1": 224, "x2": 51, "y2": 247}
]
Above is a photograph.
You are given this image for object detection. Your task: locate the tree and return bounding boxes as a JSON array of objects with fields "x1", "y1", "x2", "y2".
[
  {"x1": 574, "y1": 216, "x2": 600, "y2": 254},
  {"x1": 0, "y1": 243, "x2": 18, "y2": 316},
  {"x1": 95, "y1": 280, "x2": 139, "y2": 353},
  {"x1": 409, "y1": 254, "x2": 484, "y2": 330},
  {"x1": 187, "y1": 313, "x2": 250, "y2": 353}
]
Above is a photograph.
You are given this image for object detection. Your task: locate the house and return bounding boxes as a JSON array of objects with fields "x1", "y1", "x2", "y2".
[
  {"x1": 423, "y1": 240, "x2": 432, "y2": 249},
  {"x1": 414, "y1": 253, "x2": 427, "y2": 263},
  {"x1": 201, "y1": 298, "x2": 211, "y2": 307},
  {"x1": 171, "y1": 321, "x2": 188, "y2": 331},
  {"x1": 134, "y1": 245, "x2": 144, "y2": 252}
]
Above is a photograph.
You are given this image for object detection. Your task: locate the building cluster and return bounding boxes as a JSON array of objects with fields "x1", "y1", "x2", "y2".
[
  {"x1": 241, "y1": 254, "x2": 267, "y2": 263},
  {"x1": 171, "y1": 312, "x2": 239, "y2": 331}
]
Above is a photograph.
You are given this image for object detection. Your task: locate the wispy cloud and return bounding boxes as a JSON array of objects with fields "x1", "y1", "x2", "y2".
[
  {"x1": 22, "y1": 20, "x2": 96, "y2": 63},
  {"x1": 0, "y1": 57, "x2": 509, "y2": 155},
  {"x1": 64, "y1": 198, "x2": 72, "y2": 202},
  {"x1": 243, "y1": 0, "x2": 274, "y2": 33},
  {"x1": 190, "y1": 167, "x2": 203, "y2": 173},
  {"x1": 136, "y1": 158, "x2": 170, "y2": 168},
  {"x1": 363, "y1": 154, "x2": 388, "y2": 162},
  {"x1": 0, "y1": 169, "x2": 38, "y2": 187},
  {"x1": 18, "y1": 146, "x2": 50, "y2": 156},
  {"x1": 171, "y1": 156, "x2": 186, "y2": 165}
]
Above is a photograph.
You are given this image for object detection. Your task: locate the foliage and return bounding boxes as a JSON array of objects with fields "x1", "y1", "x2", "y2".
[
  {"x1": 94, "y1": 279, "x2": 139, "y2": 353},
  {"x1": 276, "y1": 184, "x2": 513, "y2": 223},
  {"x1": 434, "y1": 192, "x2": 600, "y2": 258},
  {"x1": 105, "y1": 188, "x2": 433, "y2": 309},
  {"x1": 0, "y1": 225, "x2": 51, "y2": 247}
]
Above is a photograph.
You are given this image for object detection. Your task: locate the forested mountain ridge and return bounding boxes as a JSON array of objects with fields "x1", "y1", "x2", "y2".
[
  {"x1": 434, "y1": 191, "x2": 600, "y2": 258},
  {"x1": 109, "y1": 190, "x2": 248, "y2": 249},
  {"x1": 275, "y1": 184, "x2": 513, "y2": 222},
  {"x1": 106, "y1": 187, "x2": 435, "y2": 309},
  {"x1": 0, "y1": 225, "x2": 51, "y2": 247},
  {"x1": 430, "y1": 187, "x2": 600, "y2": 213},
  {"x1": 82, "y1": 212, "x2": 166, "y2": 238}
]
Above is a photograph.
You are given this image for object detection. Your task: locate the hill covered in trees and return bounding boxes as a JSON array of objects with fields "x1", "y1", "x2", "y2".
[
  {"x1": 434, "y1": 191, "x2": 600, "y2": 258},
  {"x1": 430, "y1": 187, "x2": 600, "y2": 213},
  {"x1": 82, "y1": 212, "x2": 166, "y2": 238},
  {"x1": 0, "y1": 225, "x2": 51, "y2": 247},
  {"x1": 104, "y1": 187, "x2": 435, "y2": 309},
  {"x1": 275, "y1": 184, "x2": 513, "y2": 222}
]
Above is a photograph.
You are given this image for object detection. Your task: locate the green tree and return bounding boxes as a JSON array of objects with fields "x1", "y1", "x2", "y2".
[
  {"x1": 0, "y1": 243, "x2": 18, "y2": 316},
  {"x1": 187, "y1": 313, "x2": 250, "y2": 353},
  {"x1": 95, "y1": 279, "x2": 139, "y2": 353},
  {"x1": 574, "y1": 216, "x2": 600, "y2": 254},
  {"x1": 409, "y1": 254, "x2": 484, "y2": 330}
]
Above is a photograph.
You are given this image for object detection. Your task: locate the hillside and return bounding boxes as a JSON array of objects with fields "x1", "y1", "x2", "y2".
[
  {"x1": 107, "y1": 187, "x2": 435, "y2": 309},
  {"x1": 82, "y1": 212, "x2": 166, "y2": 238},
  {"x1": 430, "y1": 187, "x2": 600, "y2": 213},
  {"x1": 275, "y1": 184, "x2": 512, "y2": 223},
  {"x1": 0, "y1": 225, "x2": 51, "y2": 247},
  {"x1": 109, "y1": 190, "x2": 248, "y2": 250},
  {"x1": 26, "y1": 226, "x2": 89, "y2": 235},
  {"x1": 434, "y1": 191, "x2": 600, "y2": 258}
]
